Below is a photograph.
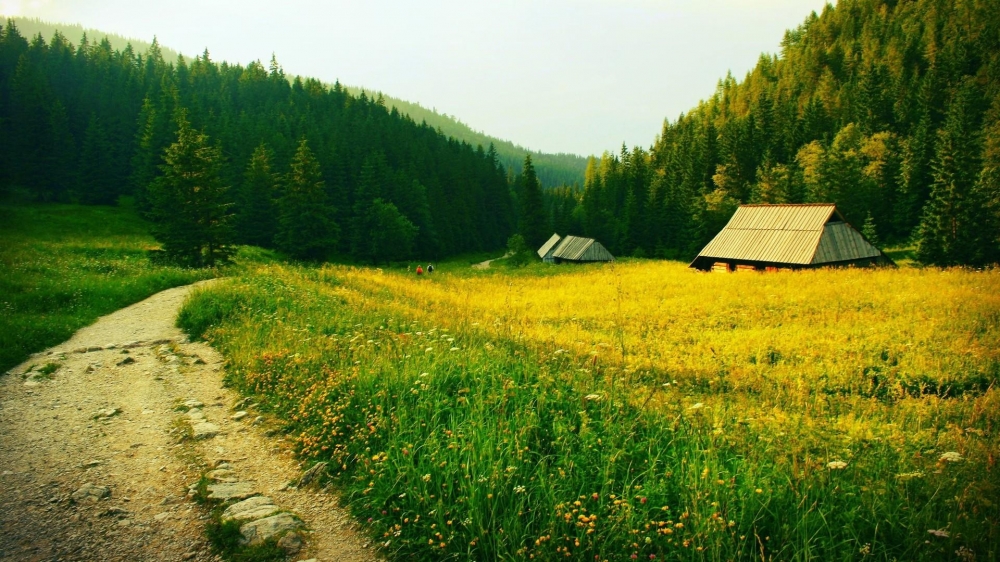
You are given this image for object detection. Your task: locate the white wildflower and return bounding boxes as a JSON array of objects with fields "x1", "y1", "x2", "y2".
[
  {"x1": 513, "y1": 485, "x2": 526, "y2": 494},
  {"x1": 584, "y1": 394, "x2": 602, "y2": 402},
  {"x1": 928, "y1": 528, "x2": 950, "y2": 538},
  {"x1": 939, "y1": 451, "x2": 963, "y2": 462},
  {"x1": 827, "y1": 461, "x2": 848, "y2": 470},
  {"x1": 422, "y1": 474, "x2": 431, "y2": 482}
]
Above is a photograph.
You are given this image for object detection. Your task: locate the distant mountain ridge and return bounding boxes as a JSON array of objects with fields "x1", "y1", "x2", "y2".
[{"x1": 0, "y1": 15, "x2": 587, "y2": 188}]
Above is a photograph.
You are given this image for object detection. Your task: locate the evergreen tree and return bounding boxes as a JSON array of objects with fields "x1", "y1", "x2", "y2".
[
  {"x1": 353, "y1": 198, "x2": 418, "y2": 265},
  {"x1": 235, "y1": 143, "x2": 278, "y2": 247},
  {"x1": 276, "y1": 138, "x2": 338, "y2": 261},
  {"x1": 518, "y1": 155, "x2": 546, "y2": 249},
  {"x1": 917, "y1": 80, "x2": 985, "y2": 266},
  {"x1": 77, "y1": 113, "x2": 115, "y2": 205},
  {"x1": 147, "y1": 110, "x2": 234, "y2": 267}
]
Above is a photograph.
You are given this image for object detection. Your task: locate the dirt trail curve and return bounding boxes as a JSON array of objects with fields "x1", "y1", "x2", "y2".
[
  {"x1": 0, "y1": 281, "x2": 375, "y2": 562},
  {"x1": 471, "y1": 251, "x2": 513, "y2": 270}
]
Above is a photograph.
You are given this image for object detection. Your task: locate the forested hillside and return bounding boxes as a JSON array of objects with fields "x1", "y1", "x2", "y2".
[
  {"x1": 343, "y1": 90, "x2": 588, "y2": 188},
  {"x1": 1, "y1": 17, "x2": 585, "y2": 189},
  {"x1": 0, "y1": 16, "x2": 187, "y2": 63},
  {"x1": 0, "y1": 20, "x2": 516, "y2": 261},
  {"x1": 546, "y1": 0, "x2": 1000, "y2": 265}
]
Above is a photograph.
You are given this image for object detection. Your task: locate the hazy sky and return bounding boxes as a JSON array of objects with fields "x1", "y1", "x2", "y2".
[{"x1": 0, "y1": 0, "x2": 831, "y2": 156}]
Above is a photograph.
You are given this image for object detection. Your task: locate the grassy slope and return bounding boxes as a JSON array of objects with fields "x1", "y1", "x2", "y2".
[
  {"x1": 0, "y1": 204, "x2": 213, "y2": 373},
  {"x1": 178, "y1": 258, "x2": 999, "y2": 561}
]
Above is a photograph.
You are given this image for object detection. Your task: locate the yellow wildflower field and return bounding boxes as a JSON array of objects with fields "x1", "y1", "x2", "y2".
[{"x1": 182, "y1": 258, "x2": 1000, "y2": 560}]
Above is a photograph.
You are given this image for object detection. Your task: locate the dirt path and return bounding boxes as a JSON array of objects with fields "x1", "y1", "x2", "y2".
[
  {"x1": 0, "y1": 281, "x2": 375, "y2": 562},
  {"x1": 471, "y1": 251, "x2": 513, "y2": 270}
]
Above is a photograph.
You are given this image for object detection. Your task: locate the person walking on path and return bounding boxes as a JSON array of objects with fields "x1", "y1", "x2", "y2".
[
  {"x1": 416, "y1": 265, "x2": 424, "y2": 275},
  {"x1": 427, "y1": 264, "x2": 434, "y2": 273}
]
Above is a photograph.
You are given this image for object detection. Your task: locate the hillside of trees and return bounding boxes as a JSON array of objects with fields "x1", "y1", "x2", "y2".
[
  {"x1": 0, "y1": 20, "x2": 518, "y2": 262},
  {"x1": 1, "y1": 16, "x2": 586, "y2": 189},
  {"x1": 351, "y1": 91, "x2": 588, "y2": 188},
  {"x1": 544, "y1": 0, "x2": 999, "y2": 266}
]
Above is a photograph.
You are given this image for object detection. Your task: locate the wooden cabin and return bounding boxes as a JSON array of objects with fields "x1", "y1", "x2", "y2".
[
  {"x1": 537, "y1": 233, "x2": 563, "y2": 263},
  {"x1": 538, "y1": 234, "x2": 615, "y2": 264},
  {"x1": 689, "y1": 204, "x2": 893, "y2": 271}
]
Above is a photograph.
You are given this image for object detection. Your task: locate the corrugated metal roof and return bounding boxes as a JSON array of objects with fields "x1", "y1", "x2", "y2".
[
  {"x1": 537, "y1": 233, "x2": 562, "y2": 258},
  {"x1": 550, "y1": 235, "x2": 615, "y2": 262},
  {"x1": 552, "y1": 236, "x2": 595, "y2": 260},
  {"x1": 693, "y1": 203, "x2": 895, "y2": 267},
  {"x1": 696, "y1": 205, "x2": 835, "y2": 264}
]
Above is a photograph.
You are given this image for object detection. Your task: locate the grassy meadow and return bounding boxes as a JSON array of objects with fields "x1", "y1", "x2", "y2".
[
  {"x1": 178, "y1": 259, "x2": 1000, "y2": 561},
  {"x1": 0, "y1": 204, "x2": 214, "y2": 373}
]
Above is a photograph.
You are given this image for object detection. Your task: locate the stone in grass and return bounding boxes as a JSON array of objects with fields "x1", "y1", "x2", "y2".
[
  {"x1": 277, "y1": 531, "x2": 304, "y2": 554},
  {"x1": 239, "y1": 513, "x2": 304, "y2": 546},
  {"x1": 187, "y1": 409, "x2": 206, "y2": 421},
  {"x1": 191, "y1": 422, "x2": 219, "y2": 439},
  {"x1": 206, "y1": 482, "x2": 257, "y2": 501},
  {"x1": 231, "y1": 411, "x2": 248, "y2": 421},
  {"x1": 297, "y1": 462, "x2": 328, "y2": 488},
  {"x1": 71, "y1": 483, "x2": 111, "y2": 503},
  {"x1": 221, "y1": 496, "x2": 281, "y2": 522}
]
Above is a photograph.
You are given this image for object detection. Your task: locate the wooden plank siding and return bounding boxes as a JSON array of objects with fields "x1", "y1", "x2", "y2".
[{"x1": 812, "y1": 222, "x2": 881, "y2": 264}]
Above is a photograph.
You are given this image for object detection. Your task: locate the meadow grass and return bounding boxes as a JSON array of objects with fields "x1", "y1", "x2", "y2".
[
  {"x1": 0, "y1": 204, "x2": 214, "y2": 373},
  {"x1": 178, "y1": 258, "x2": 999, "y2": 561}
]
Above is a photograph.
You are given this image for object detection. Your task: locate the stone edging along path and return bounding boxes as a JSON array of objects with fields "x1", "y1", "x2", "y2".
[{"x1": 0, "y1": 281, "x2": 375, "y2": 561}]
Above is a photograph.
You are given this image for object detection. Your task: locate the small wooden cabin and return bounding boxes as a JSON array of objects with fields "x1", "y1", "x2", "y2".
[
  {"x1": 689, "y1": 204, "x2": 893, "y2": 271},
  {"x1": 538, "y1": 234, "x2": 615, "y2": 264},
  {"x1": 537, "y1": 233, "x2": 563, "y2": 263}
]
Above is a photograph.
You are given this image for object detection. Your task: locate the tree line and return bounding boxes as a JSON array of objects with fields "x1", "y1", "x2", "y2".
[
  {"x1": 0, "y1": 22, "x2": 515, "y2": 264},
  {"x1": 538, "y1": 0, "x2": 1000, "y2": 266}
]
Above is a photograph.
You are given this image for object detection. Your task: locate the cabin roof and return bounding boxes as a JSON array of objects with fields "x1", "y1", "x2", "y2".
[
  {"x1": 692, "y1": 204, "x2": 885, "y2": 266},
  {"x1": 537, "y1": 233, "x2": 562, "y2": 258}
]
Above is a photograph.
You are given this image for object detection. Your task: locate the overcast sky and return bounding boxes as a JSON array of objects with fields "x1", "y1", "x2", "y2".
[{"x1": 0, "y1": 0, "x2": 831, "y2": 156}]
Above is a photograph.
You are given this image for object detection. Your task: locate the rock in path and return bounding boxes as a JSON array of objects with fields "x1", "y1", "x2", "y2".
[
  {"x1": 71, "y1": 483, "x2": 111, "y2": 503},
  {"x1": 206, "y1": 482, "x2": 258, "y2": 501},
  {"x1": 240, "y1": 513, "x2": 304, "y2": 546},
  {"x1": 222, "y1": 496, "x2": 281, "y2": 522}
]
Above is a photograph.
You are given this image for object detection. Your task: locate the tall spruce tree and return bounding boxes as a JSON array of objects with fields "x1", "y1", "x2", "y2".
[
  {"x1": 276, "y1": 138, "x2": 338, "y2": 261},
  {"x1": 147, "y1": 110, "x2": 234, "y2": 267},
  {"x1": 235, "y1": 143, "x2": 278, "y2": 248},
  {"x1": 518, "y1": 155, "x2": 546, "y2": 249},
  {"x1": 77, "y1": 113, "x2": 114, "y2": 205},
  {"x1": 917, "y1": 80, "x2": 986, "y2": 266}
]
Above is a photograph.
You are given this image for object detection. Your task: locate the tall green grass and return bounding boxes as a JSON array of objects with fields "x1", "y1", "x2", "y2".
[
  {"x1": 0, "y1": 204, "x2": 213, "y2": 372},
  {"x1": 179, "y1": 261, "x2": 999, "y2": 561}
]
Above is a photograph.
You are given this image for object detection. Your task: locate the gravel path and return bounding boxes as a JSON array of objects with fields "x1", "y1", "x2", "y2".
[{"x1": 0, "y1": 281, "x2": 375, "y2": 561}]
